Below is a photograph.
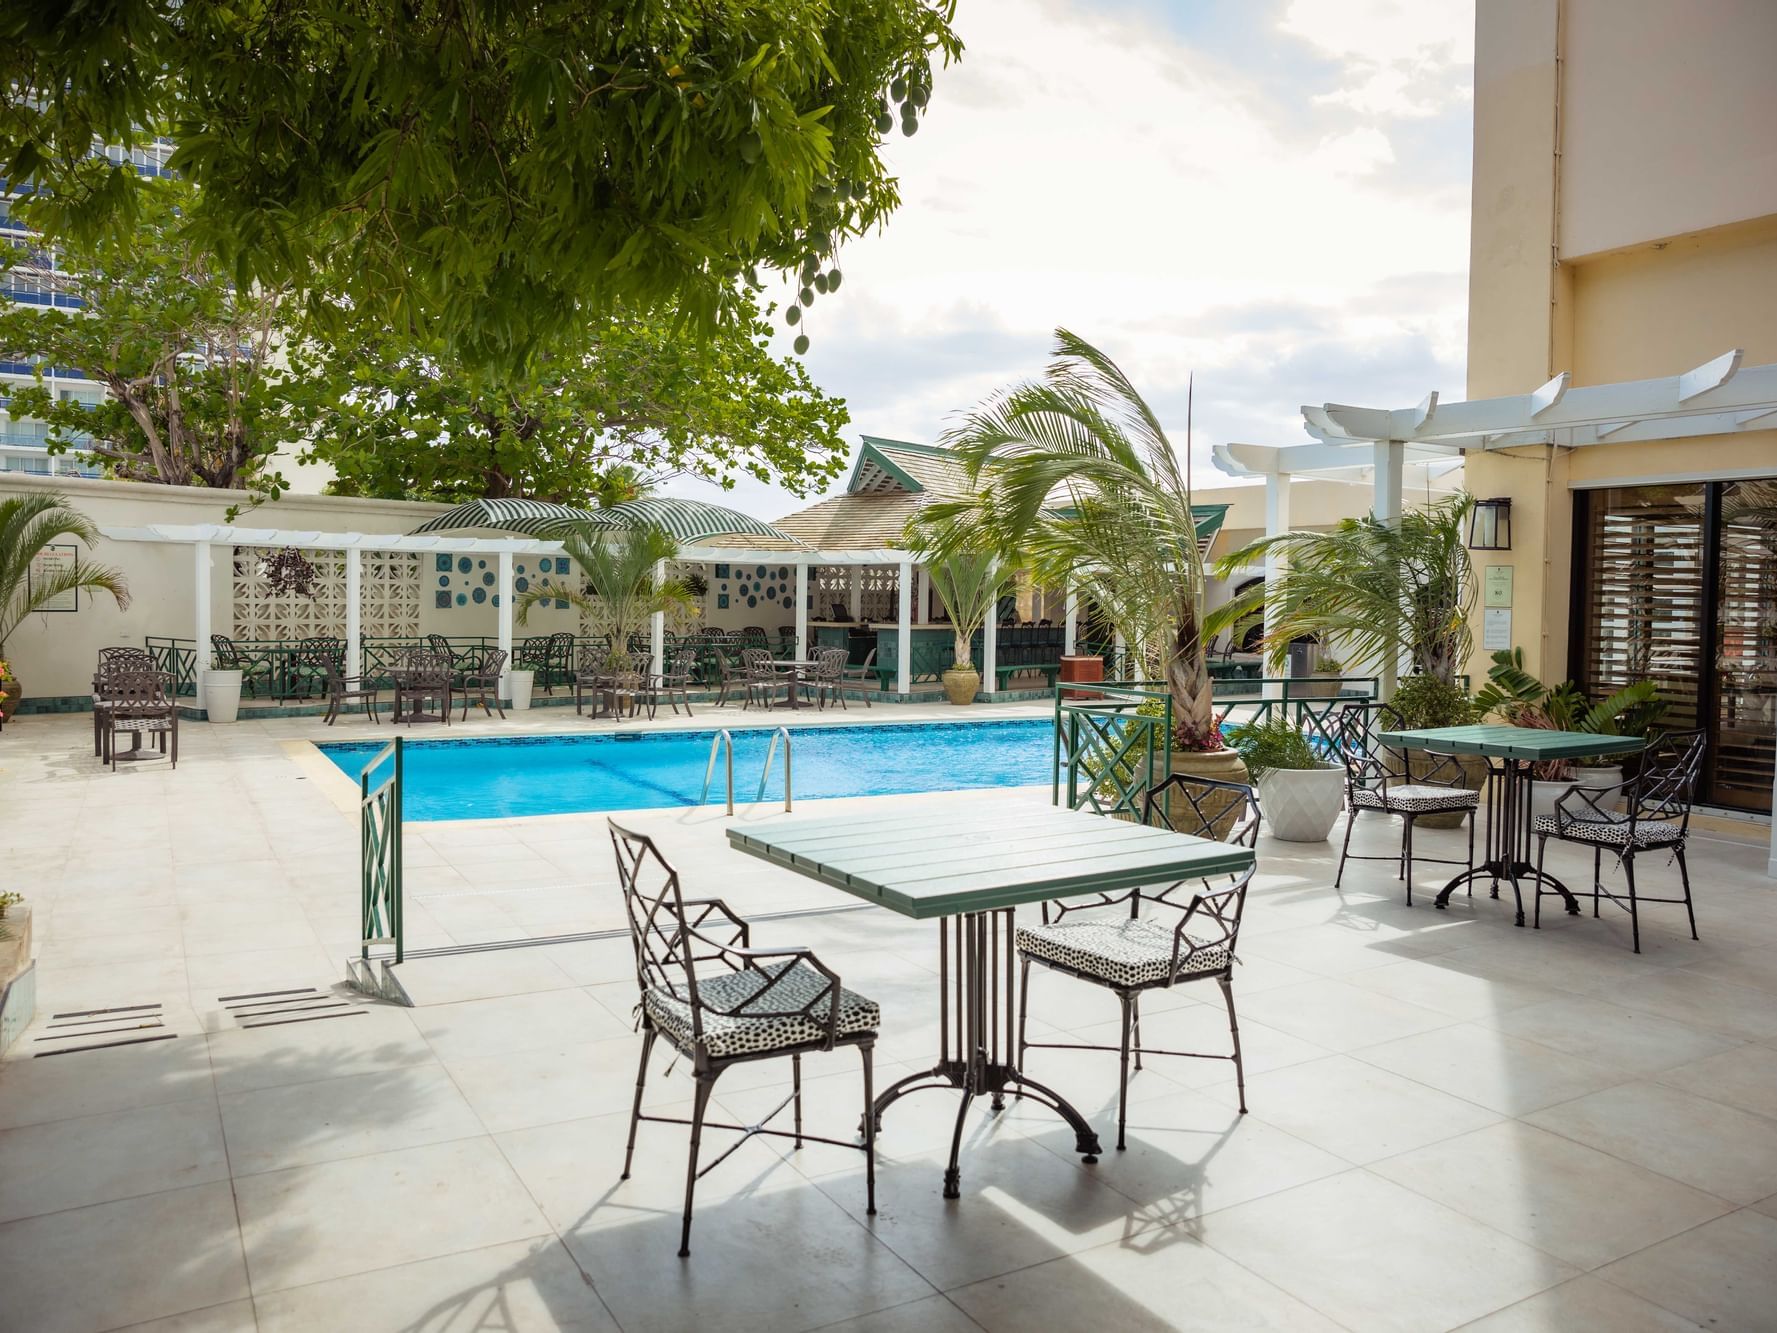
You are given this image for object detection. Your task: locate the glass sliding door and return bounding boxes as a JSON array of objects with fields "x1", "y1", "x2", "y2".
[{"x1": 1713, "y1": 481, "x2": 1777, "y2": 811}]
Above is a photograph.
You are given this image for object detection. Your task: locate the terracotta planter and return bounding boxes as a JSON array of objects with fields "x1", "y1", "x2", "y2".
[
  {"x1": 1291, "y1": 676, "x2": 1342, "y2": 700},
  {"x1": 942, "y1": 666, "x2": 980, "y2": 706},
  {"x1": 1166, "y1": 748, "x2": 1252, "y2": 840},
  {"x1": 1257, "y1": 763, "x2": 1346, "y2": 842},
  {"x1": 1401, "y1": 749, "x2": 1490, "y2": 829}
]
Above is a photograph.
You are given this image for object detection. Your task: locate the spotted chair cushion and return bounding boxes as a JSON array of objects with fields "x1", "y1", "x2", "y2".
[
  {"x1": 1351, "y1": 784, "x2": 1479, "y2": 814},
  {"x1": 643, "y1": 960, "x2": 879, "y2": 1059},
  {"x1": 1532, "y1": 815, "x2": 1683, "y2": 848},
  {"x1": 1016, "y1": 917, "x2": 1231, "y2": 988}
]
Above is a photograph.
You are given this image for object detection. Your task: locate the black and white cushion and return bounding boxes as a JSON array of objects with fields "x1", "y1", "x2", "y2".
[
  {"x1": 1532, "y1": 814, "x2": 1682, "y2": 847},
  {"x1": 1016, "y1": 918, "x2": 1231, "y2": 988},
  {"x1": 644, "y1": 960, "x2": 879, "y2": 1059},
  {"x1": 1351, "y1": 783, "x2": 1479, "y2": 813}
]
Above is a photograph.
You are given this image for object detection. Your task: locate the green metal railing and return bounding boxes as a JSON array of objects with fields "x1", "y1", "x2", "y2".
[
  {"x1": 1053, "y1": 681, "x2": 1174, "y2": 819},
  {"x1": 144, "y1": 637, "x2": 199, "y2": 696},
  {"x1": 360, "y1": 737, "x2": 403, "y2": 965}
]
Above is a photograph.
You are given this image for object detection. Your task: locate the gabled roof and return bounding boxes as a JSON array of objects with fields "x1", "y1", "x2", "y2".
[{"x1": 845, "y1": 437, "x2": 973, "y2": 498}]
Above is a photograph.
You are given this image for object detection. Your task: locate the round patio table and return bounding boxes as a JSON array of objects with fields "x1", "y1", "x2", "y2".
[
  {"x1": 1374, "y1": 723, "x2": 1645, "y2": 927},
  {"x1": 386, "y1": 666, "x2": 451, "y2": 724},
  {"x1": 767, "y1": 659, "x2": 822, "y2": 710}
]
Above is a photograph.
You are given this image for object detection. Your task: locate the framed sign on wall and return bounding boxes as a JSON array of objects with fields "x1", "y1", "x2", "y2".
[{"x1": 28, "y1": 545, "x2": 80, "y2": 613}]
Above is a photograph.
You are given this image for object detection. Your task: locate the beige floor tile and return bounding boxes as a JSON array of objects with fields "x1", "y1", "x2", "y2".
[
  {"x1": 0, "y1": 1098, "x2": 229, "y2": 1224},
  {"x1": 204, "y1": 1003, "x2": 434, "y2": 1095},
  {"x1": 1236, "y1": 977, "x2": 1457, "y2": 1051},
  {"x1": 1456, "y1": 1274, "x2": 1704, "y2": 1331},
  {"x1": 1070, "y1": 999, "x2": 1327, "y2": 1091},
  {"x1": 253, "y1": 1236, "x2": 617, "y2": 1332},
  {"x1": 1232, "y1": 1054, "x2": 1500, "y2": 1164},
  {"x1": 1355, "y1": 1021, "x2": 1630, "y2": 1116},
  {"x1": 218, "y1": 1064, "x2": 484, "y2": 1175},
  {"x1": 410, "y1": 987, "x2": 632, "y2": 1062},
  {"x1": 391, "y1": 948, "x2": 581, "y2": 1004},
  {"x1": 1525, "y1": 1081, "x2": 1777, "y2": 1204},
  {"x1": 1673, "y1": 948, "x2": 1777, "y2": 998},
  {"x1": 1484, "y1": 995, "x2": 1743, "y2": 1075},
  {"x1": 0, "y1": 1034, "x2": 213, "y2": 1129},
  {"x1": 1342, "y1": 957, "x2": 1571, "y2": 1020},
  {"x1": 1653, "y1": 1042, "x2": 1777, "y2": 1119},
  {"x1": 1603, "y1": 969, "x2": 1777, "y2": 1043},
  {"x1": 814, "y1": 1295, "x2": 983, "y2": 1332},
  {"x1": 113, "y1": 1300, "x2": 259, "y2": 1332},
  {"x1": 948, "y1": 1228, "x2": 1341, "y2": 1332},
  {"x1": 444, "y1": 1035, "x2": 654, "y2": 1133},
  {"x1": 1200, "y1": 1170, "x2": 1575, "y2": 1332},
  {"x1": 234, "y1": 1138, "x2": 550, "y2": 1293},
  {"x1": 0, "y1": 1183, "x2": 250, "y2": 1333},
  {"x1": 1372, "y1": 1121, "x2": 1731, "y2": 1269},
  {"x1": 1597, "y1": 1209, "x2": 1777, "y2": 1331}
]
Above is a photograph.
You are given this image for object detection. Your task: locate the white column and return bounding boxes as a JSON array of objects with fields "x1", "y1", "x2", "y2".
[
  {"x1": 794, "y1": 560, "x2": 809, "y2": 661},
  {"x1": 497, "y1": 551, "x2": 514, "y2": 700},
  {"x1": 896, "y1": 558, "x2": 913, "y2": 696},
  {"x1": 1372, "y1": 440, "x2": 1405, "y2": 699},
  {"x1": 1264, "y1": 471, "x2": 1292, "y2": 693},
  {"x1": 1113, "y1": 628, "x2": 1127, "y2": 680},
  {"x1": 848, "y1": 566, "x2": 862, "y2": 619},
  {"x1": 650, "y1": 558, "x2": 666, "y2": 676},
  {"x1": 916, "y1": 566, "x2": 931, "y2": 624},
  {"x1": 1063, "y1": 584, "x2": 1078, "y2": 655},
  {"x1": 345, "y1": 547, "x2": 362, "y2": 681},
  {"x1": 981, "y1": 590, "x2": 998, "y2": 694},
  {"x1": 193, "y1": 542, "x2": 211, "y2": 701}
]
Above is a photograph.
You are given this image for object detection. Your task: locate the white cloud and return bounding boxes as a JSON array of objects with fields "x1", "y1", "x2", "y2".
[
  {"x1": 1278, "y1": 0, "x2": 1474, "y2": 117},
  {"x1": 664, "y1": 0, "x2": 1474, "y2": 519}
]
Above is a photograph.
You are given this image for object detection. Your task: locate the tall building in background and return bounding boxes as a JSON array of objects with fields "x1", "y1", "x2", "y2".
[{"x1": 0, "y1": 138, "x2": 178, "y2": 477}]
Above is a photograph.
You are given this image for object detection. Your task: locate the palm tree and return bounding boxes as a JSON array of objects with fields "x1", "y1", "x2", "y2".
[
  {"x1": 928, "y1": 329, "x2": 1217, "y2": 739},
  {"x1": 1209, "y1": 493, "x2": 1477, "y2": 685},
  {"x1": 0, "y1": 493, "x2": 130, "y2": 655},
  {"x1": 515, "y1": 522, "x2": 696, "y2": 665},
  {"x1": 905, "y1": 514, "x2": 1008, "y2": 675}
]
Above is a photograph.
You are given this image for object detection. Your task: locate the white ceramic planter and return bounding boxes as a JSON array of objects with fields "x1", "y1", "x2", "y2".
[
  {"x1": 1574, "y1": 764, "x2": 1624, "y2": 812},
  {"x1": 1257, "y1": 763, "x2": 1346, "y2": 842},
  {"x1": 1528, "y1": 778, "x2": 1579, "y2": 824},
  {"x1": 507, "y1": 668, "x2": 535, "y2": 712},
  {"x1": 203, "y1": 668, "x2": 243, "y2": 724}
]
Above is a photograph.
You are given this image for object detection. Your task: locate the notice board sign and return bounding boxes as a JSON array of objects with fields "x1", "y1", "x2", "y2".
[
  {"x1": 1483, "y1": 565, "x2": 1514, "y2": 608},
  {"x1": 28, "y1": 545, "x2": 79, "y2": 613}
]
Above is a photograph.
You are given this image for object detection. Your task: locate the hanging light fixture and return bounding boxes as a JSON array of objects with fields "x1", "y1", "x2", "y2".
[{"x1": 1467, "y1": 497, "x2": 1513, "y2": 551}]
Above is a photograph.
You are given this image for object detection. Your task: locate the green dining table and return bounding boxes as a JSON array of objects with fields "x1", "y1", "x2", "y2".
[
  {"x1": 729, "y1": 800, "x2": 1255, "y2": 1197},
  {"x1": 1374, "y1": 724, "x2": 1645, "y2": 927}
]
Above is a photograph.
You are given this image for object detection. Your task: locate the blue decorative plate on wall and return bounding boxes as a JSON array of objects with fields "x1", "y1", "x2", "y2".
[
  {"x1": 515, "y1": 576, "x2": 529, "y2": 592},
  {"x1": 455, "y1": 593, "x2": 468, "y2": 606},
  {"x1": 457, "y1": 557, "x2": 473, "y2": 574},
  {"x1": 472, "y1": 587, "x2": 487, "y2": 604},
  {"x1": 435, "y1": 554, "x2": 452, "y2": 572},
  {"x1": 482, "y1": 572, "x2": 495, "y2": 586}
]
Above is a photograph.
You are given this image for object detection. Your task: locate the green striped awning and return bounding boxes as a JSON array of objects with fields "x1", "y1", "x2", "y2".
[{"x1": 411, "y1": 497, "x2": 799, "y2": 544}]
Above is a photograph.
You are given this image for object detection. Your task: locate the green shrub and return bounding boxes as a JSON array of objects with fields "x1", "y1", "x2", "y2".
[
  {"x1": 1226, "y1": 713, "x2": 1322, "y2": 780},
  {"x1": 1388, "y1": 674, "x2": 1479, "y2": 729}
]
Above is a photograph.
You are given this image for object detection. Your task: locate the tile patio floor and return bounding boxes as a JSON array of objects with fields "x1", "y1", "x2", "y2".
[{"x1": 2, "y1": 704, "x2": 1775, "y2": 1332}]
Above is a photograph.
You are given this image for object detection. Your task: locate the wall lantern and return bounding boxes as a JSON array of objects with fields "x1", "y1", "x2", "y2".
[{"x1": 1468, "y1": 497, "x2": 1513, "y2": 551}]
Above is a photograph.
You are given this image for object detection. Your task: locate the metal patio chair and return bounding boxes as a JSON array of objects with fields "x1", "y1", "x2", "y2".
[
  {"x1": 740, "y1": 647, "x2": 787, "y2": 710},
  {"x1": 1016, "y1": 774, "x2": 1261, "y2": 1149},
  {"x1": 391, "y1": 647, "x2": 452, "y2": 725},
  {"x1": 573, "y1": 642, "x2": 609, "y2": 717},
  {"x1": 1532, "y1": 728, "x2": 1706, "y2": 952},
  {"x1": 456, "y1": 647, "x2": 508, "y2": 720},
  {"x1": 840, "y1": 646, "x2": 877, "y2": 706},
  {"x1": 92, "y1": 647, "x2": 158, "y2": 757},
  {"x1": 655, "y1": 653, "x2": 696, "y2": 717},
  {"x1": 608, "y1": 819, "x2": 879, "y2": 1257},
  {"x1": 601, "y1": 651, "x2": 656, "y2": 720},
  {"x1": 101, "y1": 669, "x2": 179, "y2": 770},
  {"x1": 210, "y1": 634, "x2": 273, "y2": 698},
  {"x1": 1332, "y1": 703, "x2": 1478, "y2": 901},
  {"x1": 305, "y1": 641, "x2": 381, "y2": 725},
  {"x1": 810, "y1": 646, "x2": 848, "y2": 710},
  {"x1": 710, "y1": 647, "x2": 750, "y2": 707}
]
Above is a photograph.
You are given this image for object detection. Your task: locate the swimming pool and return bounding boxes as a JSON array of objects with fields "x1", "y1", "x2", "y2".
[{"x1": 319, "y1": 719, "x2": 1058, "y2": 821}]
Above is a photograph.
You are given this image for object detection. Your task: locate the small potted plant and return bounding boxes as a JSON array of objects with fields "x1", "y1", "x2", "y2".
[
  {"x1": 1228, "y1": 713, "x2": 1345, "y2": 841},
  {"x1": 1295, "y1": 652, "x2": 1346, "y2": 699},
  {"x1": 204, "y1": 654, "x2": 244, "y2": 724},
  {"x1": 0, "y1": 657, "x2": 13, "y2": 732},
  {"x1": 0, "y1": 889, "x2": 31, "y2": 1053},
  {"x1": 905, "y1": 518, "x2": 1008, "y2": 706}
]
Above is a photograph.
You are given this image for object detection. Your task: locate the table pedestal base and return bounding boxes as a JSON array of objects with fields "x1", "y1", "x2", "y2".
[
  {"x1": 867, "y1": 909, "x2": 1101, "y2": 1197},
  {"x1": 1433, "y1": 758, "x2": 1579, "y2": 926}
]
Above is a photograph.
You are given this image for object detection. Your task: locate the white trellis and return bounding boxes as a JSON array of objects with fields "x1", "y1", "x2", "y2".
[{"x1": 230, "y1": 547, "x2": 420, "y2": 640}]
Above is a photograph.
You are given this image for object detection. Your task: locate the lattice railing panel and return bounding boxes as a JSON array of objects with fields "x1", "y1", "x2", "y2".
[
  {"x1": 859, "y1": 564, "x2": 900, "y2": 622},
  {"x1": 229, "y1": 548, "x2": 421, "y2": 640}
]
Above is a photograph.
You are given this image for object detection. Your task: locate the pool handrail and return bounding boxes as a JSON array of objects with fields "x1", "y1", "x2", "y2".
[
  {"x1": 758, "y1": 726, "x2": 792, "y2": 812},
  {"x1": 701, "y1": 729, "x2": 736, "y2": 815}
]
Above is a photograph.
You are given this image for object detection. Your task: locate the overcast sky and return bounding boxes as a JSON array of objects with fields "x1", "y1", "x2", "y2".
[{"x1": 662, "y1": 0, "x2": 1475, "y2": 522}]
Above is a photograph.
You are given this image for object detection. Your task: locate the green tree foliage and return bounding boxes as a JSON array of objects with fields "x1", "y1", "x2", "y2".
[
  {"x1": 292, "y1": 293, "x2": 851, "y2": 504},
  {"x1": 0, "y1": 0, "x2": 962, "y2": 367},
  {"x1": 515, "y1": 523, "x2": 696, "y2": 668},
  {"x1": 905, "y1": 513, "x2": 1007, "y2": 671},
  {"x1": 0, "y1": 179, "x2": 296, "y2": 503}
]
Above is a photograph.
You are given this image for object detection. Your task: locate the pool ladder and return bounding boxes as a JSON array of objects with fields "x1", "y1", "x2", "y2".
[{"x1": 700, "y1": 728, "x2": 792, "y2": 815}]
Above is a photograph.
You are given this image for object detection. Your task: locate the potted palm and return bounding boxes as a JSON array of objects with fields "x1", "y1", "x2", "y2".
[
  {"x1": 929, "y1": 330, "x2": 1246, "y2": 818},
  {"x1": 906, "y1": 517, "x2": 1009, "y2": 706},
  {"x1": 0, "y1": 493, "x2": 130, "y2": 708},
  {"x1": 517, "y1": 522, "x2": 698, "y2": 703},
  {"x1": 1227, "y1": 714, "x2": 1345, "y2": 841},
  {"x1": 1212, "y1": 493, "x2": 1483, "y2": 826}
]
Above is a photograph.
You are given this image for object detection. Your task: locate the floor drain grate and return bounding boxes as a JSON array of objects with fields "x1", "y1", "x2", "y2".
[
  {"x1": 34, "y1": 1002, "x2": 177, "y2": 1057},
  {"x1": 220, "y1": 987, "x2": 371, "y2": 1029}
]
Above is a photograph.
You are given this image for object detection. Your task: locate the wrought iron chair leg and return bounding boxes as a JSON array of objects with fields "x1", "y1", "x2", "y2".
[
  {"x1": 1015, "y1": 956, "x2": 1032, "y2": 1096},
  {"x1": 1334, "y1": 808, "x2": 1357, "y2": 888},
  {"x1": 1534, "y1": 834, "x2": 1549, "y2": 929},
  {"x1": 1116, "y1": 992, "x2": 1134, "y2": 1151},
  {"x1": 1403, "y1": 816, "x2": 1415, "y2": 904},
  {"x1": 1675, "y1": 845, "x2": 1697, "y2": 940},
  {"x1": 679, "y1": 1072, "x2": 717, "y2": 1257},
  {"x1": 621, "y1": 1028, "x2": 657, "y2": 1180},
  {"x1": 1466, "y1": 807, "x2": 1477, "y2": 896},
  {"x1": 1593, "y1": 846, "x2": 1603, "y2": 917},
  {"x1": 1623, "y1": 853, "x2": 1642, "y2": 954},
  {"x1": 1218, "y1": 972, "x2": 1247, "y2": 1114},
  {"x1": 792, "y1": 1053, "x2": 804, "y2": 1149},
  {"x1": 860, "y1": 1040, "x2": 877, "y2": 1215},
  {"x1": 1131, "y1": 993, "x2": 1143, "y2": 1073}
]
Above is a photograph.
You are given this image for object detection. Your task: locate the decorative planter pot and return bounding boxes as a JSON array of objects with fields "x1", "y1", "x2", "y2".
[
  {"x1": 1257, "y1": 763, "x2": 1346, "y2": 842},
  {"x1": 1528, "y1": 778, "x2": 1579, "y2": 825},
  {"x1": 1574, "y1": 763, "x2": 1625, "y2": 812},
  {"x1": 0, "y1": 903, "x2": 33, "y2": 1055},
  {"x1": 942, "y1": 665, "x2": 980, "y2": 706},
  {"x1": 1059, "y1": 655, "x2": 1105, "y2": 700},
  {"x1": 1291, "y1": 676, "x2": 1342, "y2": 700},
  {"x1": 1400, "y1": 749, "x2": 1490, "y2": 829},
  {"x1": 203, "y1": 668, "x2": 243, "y2": 724},
  {"x1": 507, "y1": 668, "x2": 535, "y2": 712},
  {"x1": 1166, "y1": 748, "x2": 1252, "y2": 840},
  {"x1": 0, "y1": 672, "x2": 20, "y2": 722}
]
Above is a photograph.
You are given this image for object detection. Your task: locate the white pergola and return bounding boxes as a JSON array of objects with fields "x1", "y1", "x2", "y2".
[
  {"x1": 1213, "y1": 348, "x2": 1777, "y2": 876},
  {"x1": 98, "y1": 524, "x2": 984, "y2": 698}
]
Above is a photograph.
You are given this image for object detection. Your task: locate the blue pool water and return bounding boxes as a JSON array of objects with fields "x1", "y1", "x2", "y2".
[{"x1": 320, "y1": 720, "x2": 1058, "y2": 821}]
